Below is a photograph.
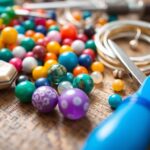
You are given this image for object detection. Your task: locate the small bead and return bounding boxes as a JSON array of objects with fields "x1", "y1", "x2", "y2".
[
  {"x1": 21, "y1": 38, "x2": 35, "y2": 52},
  {"x1": 9, "y1": 57, "x2": 22, "y2": 72},
  {"x1": 84, "y1": 25, "x2": 95, "y2": 38},
  {"x1": 35, "y1": 78, "x2": 50, "y2": 88},
  {"x1": 12, "y1": 46, "x2": 26, "y2": 59},
  {"x1": 112, "y1": 79, "x2": 125, "y2": 92},
  {"x1": 59, "y1": 45, "x2": 73, "y2": 54},
  {"x1": 35, "y1": 25, "x2": 47, "y2": 35},
  {"x1": 47, "y1": 30, "x2": 61, "y2": 43},
  {"x1": 113, "y1": 69, "x2": 125, "y2": 79},
  {"x1": 91, "y1": 61, "x2": 105, "y2": 73},
  {"x1": 0, "y1": 48, "x2": 13, "y2": 62},
  {"x1": 79, "y1": 54, "x2": 92, "y2": 68},
  {"x1": 44, "y1": 52, "x2": 57, "y2": 62},
  {"x1": 73, "y1": 66, "x2": 88, "y2": 76},
  {"x1": 33, "y1": 32, "x2": 45, "y2": 42},
  {"x1": 85, "y1": 40, "x2": 97, "y2": 52},
  {"x1": 44, "y1": 59, "x2": 58, "y2": 71},
  {"x1": 82, "y1": 48, "x2": 96, "y2": 61},
  {"x1": 16, "y1": 75, "x2": 29, "y2": 85},
  {"x1": 91, "y1": 71, "x2": 103, "y2": 84},
  {"x1": 23, "y1": 20, "x2": 35, "y2": 30}
]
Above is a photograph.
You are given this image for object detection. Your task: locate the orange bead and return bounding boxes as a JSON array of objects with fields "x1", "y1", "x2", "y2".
[
  {"x1": 46, "y1": 19, "x2": 56, "y2": 29},
  {"x1": 98, "y1": 18, "x2": 107, "y2": 26},
  {"x1": 73, "y1": 66, "x2": 88, "y2": 76},
  {"x1": 44, "y1": 59, "x2": 58, "y2": 71},
  {"x1": 44, "y1": 52, "x2": 57, "y2": 62},
  {"x1": 25, "y1": 30, "x2": 35, "y2": 38},
  {"x1": 59, "y1": 45, "x2": 73, "y2": 54},
  {"x1": 33, "y1": 33, "x2": 45, "y2": 42},
  {"x1": 112, "y1": 79, "x2": 125, "y2": 92},
  {"x1": 7, "y1": 43, "x2": 17, "y2": 51},
  {"x1": 72, "y1": 11, "x2": 82, "y2": 21},
  {"x1": 91, "y1": 61, "x2": 105, "y2": 73},
  {"x1": 0, "y1": 38, "x2": 4, "y2": 49}
]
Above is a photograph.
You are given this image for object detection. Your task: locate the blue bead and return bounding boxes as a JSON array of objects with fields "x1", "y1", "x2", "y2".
[
  {"x1": 35, "y1": 78, "x2": 50, "y2": 88},
  {"x1": 108, "y1": 15, "x2": 118, "y2": 22},
  {"x1": 83, "y1": 11, "x2": 92, "y2": 20},
  {"x1": 14, "y1": 25, "x2": 25, "y2": 34},
  {"x1": 58, "y1": 52, "x2": 78, "y2": 72},
  {"x1": 79, "y1": 54, "x2": 92, "y2": 68},
  {"x1": 35, "y1": 25, "x2": 47, "y2": 35},
  {"x1": 47, "y1": 10, "x2": 57, "y2": 20},
  {"x1": 61, "y1": 72, "x2": 74, "y2": 83},
  {"x1": 108, "y1": 94, "x2": 122, "y2": 109}
]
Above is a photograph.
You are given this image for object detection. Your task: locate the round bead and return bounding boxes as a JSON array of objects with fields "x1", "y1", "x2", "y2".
[
  {"x1": 22, "y1": 57, "x2": 38, "y2": 73},
  {"x1": 9, "y1": 57, "x2": 22, "y2": 72},
  {"x1": 84, "y1": 25, "x2": 95, "y2": 38},
  {"x1": 35, "y1": 18, "x2": 46, "y2": 26},
  {"x1": 108, "y1": 94, "x2": 122, "y2": 109},
  {"x1": 25, "y1": 30, "x2": 35, "y2": 38},
  {"x1": 83, "y1": 11, "x2": 92, "y2": 19},
  {"x1": 15, "y1": 81, "x2": 35, "y2": 103},
  {"x1": 16, "y1": 75, "x2": 29, "y2": 85},
  {"x1": 21, "y1": 38, "x2": 35, "y2": 52},
  {"x1": 1, "y1": 27, "x2": 18, "y2": 45},
  {"x1": 57, "y1": 81, "x2": 73, "y2": 94},
  {"x1": 47, "y1": 64, "x2": 67, "y2": 84},
  {"x1": 62, "y1": 38, "x2": 73, "y2": 46},
  {"x1": 49, "y1": 25, "x2": 59, "y2": 32},
  {"x1": 61, "y1": 72, "x2": 74, "y2": 83},
  {"x1": 113, "y1": 69, "x2": 125, "y2": 79},
  {"x1": 46, "y1": 41, "x2": 61, "y2": 55},
  {"x1": 73, "y1": 66, "x2": 88, "y2": 76},
  {"x1": 91, "y1": 61, "x2": 105, "y2": 73},
  {"x1": 36, "y1": 38, "x2": 46, "y2": 47},
  {"x1": 32, "y1": 66, "x2": 47, "y2": 80},
  {"x1": 58, "y1": 52, "x2": 78, "y2": 71},
  {"x1": 44, "y1": 59, "x2": 58, "y2": 71},
  {"x1": 32, "y1": 86, "x2": 58, "y2": 113},
  {"x1": 82, "y1": 48, "x2": 96, "y2": 61},
  {"x1": 44, "y1": 52, "x2": 57, "y2": 61},
  {"x1": 33, "y1": 32, "x2": 45, "y2": 42},
  {"x1": 71, "y1": 40, "x2": 85, "y2": 55},
  {"x1": 0, "y1": 48, "x2": 13, "y2": 62},
  {"x1": 98, "y1": 18, "x2": 107, "y2": 26},
  {"x1": 59, "y1": 45, "x2": 73, "y2": 54},
  {"x1": 73, "y1": 74, "x2": 94, "y2": 93},
  {"x1": 35, "y1": 25, "x2": 47, "y2": 35},
  {"x1": 1, "y1": 13, "x2": 11, "y2": 25},
  {"x1": 12, "y1": 46, "x2": 26, "y2": 59},
  {"x1": 23, "y1": 20, "x2": 35, "y2": 30},
  {"x1": 32, "y1": 45, "x2": 46, "y2": 60},
  {"x1": 47, "y1": 30, "x2": 61, "y2": 43},
  {"x1": 25, "y1": 52, "x2": 34, "y2": 58},
  {"x1": 14, "y1": 25, "x2": 25, "y2": 34},
  {"x1": 35, "y1": 78, "x2": 50, "y2": 88},
  {"x1": 85, "y1": 40, "x2": 96, "y2": 52},
  {"x1": 6, "y1": 7, "x2": 15, "y2": 18},
  {"x1": 60, "y1": 24, "x2": 77, "y2": 40},
  {"x1": 72, "y1": 11, "x2": 82, "y2": 21},
  {"x1": 90, "y1": 71, "x2": 103, "y2": 84},
  {"x1": 58, "y1": 88, "x2": 89, "y2": 120},
  {"x1": 48, "y1": 10, "x2": 57, "y2": 20},
  {"x1": 108, "y1": 15, "x2": 118, "y2": 22},
  {"x1": 17, "y1": 34, "x2": 25, "y2": 44},
  {"x1": 46, "y1": 19, "x2": 56, "y2": 29},
  {"x1": 77, "y1": 33, "x2": 88, "y2": 42},
  {"x1": 112, "y1": 79, "x2": 125, "y2": 92},
  {"x1": 79, "y1": 54, "x2": 92, "y2": 68}
]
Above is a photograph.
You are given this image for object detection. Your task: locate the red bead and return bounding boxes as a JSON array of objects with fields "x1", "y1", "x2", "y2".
[
  {"x1": 9, "y1": 57, "x2": 22, "y2": 72},
  {"x1": 77, "y1": 33, "x2": 88, "y2": 42},
  {"x1": 10, "y1": 19, "x2": 20, "y2": 26},
  {"x1": 25, "y1": 52, "x2": 34, "y2": 58},
  {"x1": 35, "y1": 18, "x2": 46, "y2": 26},
  {"x1": 32, "y1": 45, "x2": 46, "y2": 60},
  {"x1": 60, "y1": 24, "x2": 77, "y2": 40},
  {"x1": 44, "y1": 37, "x2": 50, "y2": 45},
  {"x1": 62, "y1": 38, "x2": 73, "y2": 46},
  {"x1": 82, "y1": 49, "x2": 96, "y2": 61},
  {"x1": 37, "y1": 38, "x2": 46, "y2": 47}
]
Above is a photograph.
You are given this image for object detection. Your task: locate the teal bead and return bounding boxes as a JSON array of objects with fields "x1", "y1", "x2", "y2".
[
  {"x1": 108, "y1": 94, "x2": 122, "y2": 109},
  {"x1": 108, "y1": 15, "x2": 118, "y2": 22},
  {"x1": 61, "y1": 72, "x2": 74, "y2": 83},
  {"x1": 15, "y1": 81, "x2": 36, "y2": 103},
  {"x1": 85, "y1": 40, "x2": 96, "y2": 52},
  {"x1": 21, "y1": 37, "x2": 35, "y2": 52},
  {"x1": 49, "y1": 25, "x2": 60, "y2": 32},
  {"x1": 83, "y1": 11, "x2": 92, "y2": 20},
  {"x1": 5, "y1": 7, "x2": 15, "y2": 18},
  {"x1": 0, "y1": 48, "x2": 13, "y2": 62},
  {"x1": 14, "y1": 25, "x2": 25, "y2": 34},
  {"x1": 1, "y1": 13, "x2": 11, "y2": 25},
  {"x1": 73, "y1": 74, "x2": 94, "y2": 93},
  {"x1": 23, "y1": 20, "x2": 35, "y2": 30}
]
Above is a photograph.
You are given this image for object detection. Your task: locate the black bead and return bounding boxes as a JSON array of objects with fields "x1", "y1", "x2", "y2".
[
  {"x1": 16, "y1": 75, "x2": 29, "y2": 85},
  {"x1": 84, "y1": 25, "x2": 95, "y2": 38}
]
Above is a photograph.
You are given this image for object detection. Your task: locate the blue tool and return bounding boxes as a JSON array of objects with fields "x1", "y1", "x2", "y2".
[{"x1": 83, "y1": 40, "x2": 150, "y2": 150}]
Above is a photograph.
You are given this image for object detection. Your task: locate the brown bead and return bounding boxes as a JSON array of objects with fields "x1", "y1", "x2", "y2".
[{"x1": 113, "y1": 69, "x2": 125, "y2": 79}]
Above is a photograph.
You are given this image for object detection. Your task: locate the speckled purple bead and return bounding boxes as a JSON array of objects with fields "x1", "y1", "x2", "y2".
[
  {"x1": 32, "y1": 86, "x2": 58, "y2": 113},
  {"x1": 58, "y1": 88, "x2": 89, "y2": 120}
]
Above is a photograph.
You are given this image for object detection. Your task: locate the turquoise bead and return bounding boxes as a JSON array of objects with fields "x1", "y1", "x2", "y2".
[
  {"x1": 83, "y1": 11, "x2": 92, "y2": 20},
  {"x1": 108, "y1": 94, "x2": 122, "y2": 109},
  {"x1": 108, "y1": 15, "x2": 118, "y2": 22},
  {"x1": 5, "y1": 7, "x2": 15, "y2": 18},
  {"x1": 49, "y1": 25, "x2": 60, "y2": 32},
  {"x1": 23, "y1": 20, "x2": 35, "y2": 30},
  {"x1": 0, "y1": 48, "x2": 13, "y2": 62},
  {"x1": 61, "y1": 72, "x2": 74, "y2": 83},
  {"x1": 85, "y1": 40, "x2": 96, "y2": 52}
]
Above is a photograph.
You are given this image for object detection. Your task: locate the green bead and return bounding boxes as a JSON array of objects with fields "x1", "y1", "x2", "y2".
[
  {"x1": 0, "y1": 48, "x2": 13, "y2": 62},
  {"x1": 1, "y1": 13, "x2": 11, "y2": 25},
  {"x1": 5, "y1": 7, "x2": 15, "y2": 18},
  {"x1": 61, "y1": 72, "x2": 74, "y2": 83},
  {"x1": 73, "y1": 74, "x2": 94, "y2": 93},
  {"x1": 15, "y1": 81, "x2": 35, "y2": 103},
  {"x1": 23, "y1": 20, "x2": 35, "y2": 30},
  {"x1": 85, "y1": 40, "x2": 97, "y2": 52},
  {"x1": 48, "y1": 25, "x2": 60, "y2": 32},
  {"x1": 21, "y1": 37, "x2": 35, "y2": 52}
]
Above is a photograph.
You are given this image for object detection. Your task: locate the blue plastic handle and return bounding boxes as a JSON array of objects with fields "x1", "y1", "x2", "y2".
[{"x1": 83, "y1": 76, "x2": 150, "y2": 150}]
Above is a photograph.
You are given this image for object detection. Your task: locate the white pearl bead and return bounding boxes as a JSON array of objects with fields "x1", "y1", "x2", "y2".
[
  {"x1": 12, "y1": 46, "x2": 26, "y2": 59},
  {"x1": 58, "y1": 81, "x2": 73, "y2": 94},
  {"x1": 91, "y1": 71, "x2": 103, "y2": 84},
  {"x1": 17, "y1": 34, "x2": 25, "y2": 44}
]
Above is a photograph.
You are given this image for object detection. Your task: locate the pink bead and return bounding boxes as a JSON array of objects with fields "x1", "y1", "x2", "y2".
[
  {"x1": 35, "y1": 18, "x2": 46, "y2": 26},
  {"x1": 47, "y1": 31, "x2": 61, "y2": 43},
  {"x1": 62, "y1": 38, "x2": 73, "y2": 46},
  {"x1": 77, "y1": 33, "x2": 88, "y2": 42},
  {"x1": 9, "y1": 58, "x2": 22, "y2": 72},
  {"x1": 25, "y1": 52, "x2": 34, "y2": 58},
  {"x1": 44, "y1": 37, "x2": 50, "y2": 45},
  {"x1": 37, "y1": 39, "x2": 46, "y2": 47}
]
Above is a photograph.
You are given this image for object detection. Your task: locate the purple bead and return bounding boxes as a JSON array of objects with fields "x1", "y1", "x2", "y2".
[
  {"x1": 58, "y1": 88, "x2": 89, "y2": 120},
  {"x1": 32, "y1": 86, "x2": 58, "y2": 113},
  {"x1": 47, "y1": 30, "x2": 61, "y2": 43}
]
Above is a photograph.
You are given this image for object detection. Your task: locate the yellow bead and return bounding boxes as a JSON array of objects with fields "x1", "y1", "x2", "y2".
[
  {"x1": 32, "y1": 66, "x2": 47, "y2": 80},
  {"x1": 46, "y1": 41, "x2": 60, "y2": 55},
  {"x1": 91, "y1": 61, "x2": 105, "y2": 72},
  {"x1": 98, "y1": 18, "x2": 107, "y2": 26},
  {"x1": 112, "y1": 79, "x2": 125, "y2": 92},
  {"x1": 1, "y1": 27, "x2": 18, "y2": 45},
  {"x1": 44, "y1": 59, "x2": 58, "y2": 71},
  {"x1": 59, "y1": 45, "x2": 73, "y2": 54}
]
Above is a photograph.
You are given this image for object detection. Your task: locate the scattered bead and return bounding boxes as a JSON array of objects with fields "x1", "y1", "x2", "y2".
[
  {"x1": 62, "y1": 38, "x2": 73, "y2": 46},
  {"x1": 35, "y1": 78, "x2": 50, "y2": 88},
  {"x1": 35, "y1": 25, "x2": 47, "y2": 35},
  {"x1": 73, "y1": 66, "x2": 88, "y2": 76},
  {"x1": 47, "y1": 30, "x2": 61, "y2": 43},
  {"x1": 91, "y1": 61, "x2": 105, "y2": 73},
  {"x1": 61, "y1": 72, "x2": 74, "y2": 83},
  {"x1": 59, "y1": 45, "x2": 73, "y2": 54},
  {"x1": 49, "y1": 25, "x2": 60, "y2": 32},
  {"x1": 16, "y1": 75, "x2": 29, "y2": 85},
  {"x1": 33, "y1": 32, "x2": 45, "y2": 42},
  {"x1": 112, "y1": 79, "x2": 125, "y2": 92},
  {"x1": 84, "y1": 25, "x2": 95, "y2": 38},
  {"x1": 82, "y1": 48, "x2": 96, "y2": 61},
  {"x1": 44, "y1": 52, "x2": 57, "y2": 61},
  {"x1": 0, "y1": 48, "x2": 13, "y2": 62},
  {"x1": 85, "y1": 40, "x2": 96, "y2": 52},
  {"x1": 91, "y1": 71, "x2": 103, "y2": 84},
  {"x1": 23, "y1": 20, "x2": 35, "y2": 30},
  {"x1": 12, "y1": 46, "x2": 26, "y2": 59},
  {"x1": 44, "y1": 59, "x2": 58, "y2": 71},
  {"x1": 113, "y1": 69, "x2": 125, "y2": 79},
  {"x1": 77, "y1": 33, "x2": 88, "y2": 42},
  {"x1": 79, "y1": 54, "x2": 92, "y2": 68},
  {"x1": 9, "y1": 57, "x2": 22, "y2": 72}
]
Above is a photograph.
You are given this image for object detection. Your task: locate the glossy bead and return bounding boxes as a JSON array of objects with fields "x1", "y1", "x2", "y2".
[
  {"x1": 1, "y1": 13, "x2": 11, "y2": 25},
  {"x1": 49, "y1": 25, "x2": 60, "y2": 32},
  {"x1": 108, "y1": 94, "x2": 122, "y2": 109},
  {"x1": 91, "y1": 71, "x2": 103, "y2": 84},
  {"x1": 91, "y1": 61, "x2": 105, "y2": 73},
  {"x1": 82, "y1": 48, "x2": 96, "y2": 61},
  {"x1": 59, "y1": 45, "x2": 73, "y2": 54},
  {"x1": 46, "y1": 41, "x2": 60, "y2": 55},
  {"x1": 57, "y1": 81, "x2": 73, "y2": 94},
  {"x1": 98, "y1": 18, "x2": 107, "y2": 26},
  {"x1": 33, "y1": 32, "x2": 45, "y2": 42},
  {"x1": 23, "y1": 20, "x2": 35, "y2": 30},
  {"x1": 84, "y1": 25, "x2": 95, "y2": 38},
  {"x1": 25, "y1": 30, "x2": 35, "y2": 38},
  {"x1": 72, "y1": 11, "x2": 82, "y2": 21},
  {"x1": 1, "y1": 27, "x2": 18, "y2": 45},
  {"x1": 113, "y1": 69, "x2": 125, "y2": 79},
  {"x1": 36, "y1": 38, "x2": 47, "y2": 47},
  {"x1": 83, "y1": 11, "x2": 92, "y2": 19},
  {"x1": 77, "y1": 33, "x2": 88, "y2": 42},
  {"x1": 32, "y1": 45, "x2": 46, "y2": 60},
  {"x1": 15, "y1": 81, "x2": 35, "y2": 103},
  {"x1": 35, "y1": 18, "x2": 46, "y2": 26},
  {"x1": 58, "y1": 88, "x2": 89, "y2": 120},
  {"x1": 73, "y1": 74, "x2": 94, "y2": 93},
  {"x1": 79, "y1": 54, "x2": 92, "y2": 68},
  {"x1": 12, "y1": 46, "x2": 26, "y2": 59},
  {"x1": 16, "y1": 75, "x2": 29, "y2": 85},
  {"x1": 44, "y1": 59, "x2": 58, "y2": 71},
  {"x1": 21, "y1": 38, "x2": 35, "y2": 52},
  {"x1": 47, "y1": 30, "x2": 61, "y2": 43},
  {"x1": 73, "y1": 66, "x2": 88, "y2": 76},
  {"x1": 35, "y1": 78, "x2": 50, "y2": 88},
  {"x1": 17, "y1": 34, "x2": 25, "y2": 44},
  {"x1": 62, "y1": 38, "x2": 73, "y2": 46},
  {"x1": 112, "y1": 79, "x2": 125, "y2": 92},
  {"x1": 71, "y1": 40, "x2": 85, "y2": 55},
  {"x1": 85, "y1": 40, "x2": 96, "y2": 52},
  {"x1": 32, "y1": 86, "x2": 58, "y2": 113},
  {"x1": 32, "y1": 66, "x2": 47, "y2": 80},
  {"x1": 6, "y1": 7, "x2": 15, "y2": 18},
  {"x1": 108, "y1": 15, "x2": 118, "y2": 22},
  {"x1": 48, "y1": 64, "x2": 67, "y2": 84},
  {"x1": 60, "y1": 24, "x2": 77, "y2": 40},
  {"x1": 14, "y1": 25, "x2": 25, "y2": 34},
  {"x1": 58, "y1": 52, "x2": 78, "y2": 71},
  {"x1": 46, "y1": 19, "x2": 56, "y2": 29},
  {"x1": 35, "y1": 25, "x2": 47, "y2": 35},
  {"x1": 44, "y1": 52, "x2": 57, "y2": 62},
  {"x1": 9, "y1": 58, "x2": 22, "y2": 72},
  {"x1": 22, "y1": 57, "x2": 38, "y2": 73},
  {"x1": 25, "y1": 52, "x2": 34, "y2": 58},
  {"x1": 47, "y1": 10, "x2": 57, "y2": 20},
  {"x1": 61, "y1": 72, "x2": 74, "y2": 83},
  {"x1": 0, "y1": 48, "x2": 13, "y2": 62}
]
